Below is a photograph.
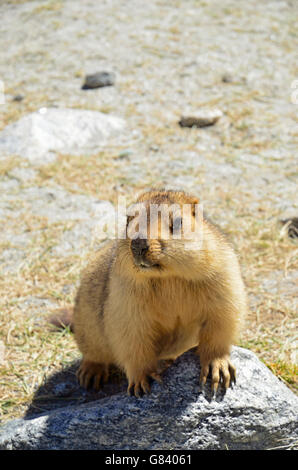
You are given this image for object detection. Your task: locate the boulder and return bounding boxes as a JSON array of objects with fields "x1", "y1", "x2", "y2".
[
  {"x1": 0, "y1": 108, "x2": 125, "y2": 164},
  {"x1": 0, "y1": 347, "x2": 297, "y2": 450}
]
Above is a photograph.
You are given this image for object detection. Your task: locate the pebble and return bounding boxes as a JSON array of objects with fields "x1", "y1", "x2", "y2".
[
  {"x1": 179, "y1": 109, "x2": 223, "y2": 128},
  {"x1": 82, "y1": 71, "x2": 115, "y2": 89},
  {"x1": 12, "y1": 94, "x2": 24, "y2": 102},
  {"x1": 221, "y1": 73, "x2": 246, "y2": 85},
  {"x1": 222, "y1": 73, "x2": 234, "y2": 83}
]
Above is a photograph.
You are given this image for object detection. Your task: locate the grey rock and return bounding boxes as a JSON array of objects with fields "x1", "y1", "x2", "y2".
[
  {"x1": 179, "y1": 109, "x2": 223, "y2": 128},
  {"x1": 12, "y1": 94, "x2": 24, "y2": 102},
  {"x1": 222, "y1": 73, "x2": 234, "y2": 83},
  {"x1": 82, "y1": 71, "x2": 115, "y2": 89},
  {"x1": 0, "y1": 108, "x2": 125, "y2": 165},
  {"x1": 0, "y1": 347, "x2": 297, "y2": 450}
]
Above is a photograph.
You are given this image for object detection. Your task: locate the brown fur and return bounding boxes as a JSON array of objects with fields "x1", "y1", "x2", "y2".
[{"x1": 62, "y1": 190, "x2": 247, "y2": 396}]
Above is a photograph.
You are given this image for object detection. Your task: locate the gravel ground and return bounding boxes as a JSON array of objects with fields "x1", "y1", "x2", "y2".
[{"x1": 0, "y1": 0, "x2": 297, "y2": 421}]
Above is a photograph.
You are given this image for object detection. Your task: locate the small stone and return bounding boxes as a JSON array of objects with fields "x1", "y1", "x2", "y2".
[
  {"x1": 179, "y1": 109, "x2": 223, "y2": 128},
  {"x1": 12, "y1": 94, "x2": 24, "y2": 102},
  {"x1": 82, "y1": 72, "x2": 115, "y2": 90},
  {"x1": 222, "y1": 74, "x2": 246, "y2": 85},
  {"x1": 222, "y1": 73, "x2": 234, "y2": 83}
]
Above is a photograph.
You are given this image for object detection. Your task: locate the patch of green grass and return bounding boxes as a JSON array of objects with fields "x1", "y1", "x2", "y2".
[
  {"x1": 266, "y1": 361, "x2": 297, "y2": 392},
  {"x1": 239, "y1": 340, "x2": 297, "y2": 393}
]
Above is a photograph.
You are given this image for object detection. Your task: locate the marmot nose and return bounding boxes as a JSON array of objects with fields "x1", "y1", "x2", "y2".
[{"x1": 131, "y1": 238, "x2": 148, "y2": 257}]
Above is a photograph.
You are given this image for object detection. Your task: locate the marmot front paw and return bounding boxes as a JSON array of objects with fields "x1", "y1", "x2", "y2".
[
  {"x1": 77, "y1": 360, "x2": 109, "y2": 390},
  {"x1": 199, "y1": 355, "x2": 236, "y2": 393},
  {"x1": 127, "y1": 371, "x2": 162, "y2": 397}
]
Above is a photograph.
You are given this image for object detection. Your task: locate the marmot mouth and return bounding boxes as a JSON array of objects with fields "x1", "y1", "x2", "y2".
[{"x1": 135, "y1": 260, "x2": 160, "y2": 270}]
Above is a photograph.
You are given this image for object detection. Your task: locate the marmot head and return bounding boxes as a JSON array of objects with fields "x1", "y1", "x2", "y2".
[{"x1": 117, "y1": 189, "x2": 209, "y2": 280}]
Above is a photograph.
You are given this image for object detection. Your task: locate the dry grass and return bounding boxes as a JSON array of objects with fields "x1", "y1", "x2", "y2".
[
  {"x1": 33, "y1": 2, "x2": 62, "y2": 14},
  {"x1": 37, "y1": 152, "x2": 133, "y2": 202},
  {"x1": 0, "y1": 91, "x2": 52, "y2": 132},
  {"x1": 229, "y1": 217, "x2": 297, "y2": 386},
  {"x1": 0, "y1": 317, "x2": 78, "y2": 419},
  {"x1": 0, "y1": 252, "x2": 81, "y2": 420},
  {"x1": 0, "y1": 156, "x2": 22, "y2": 176}
]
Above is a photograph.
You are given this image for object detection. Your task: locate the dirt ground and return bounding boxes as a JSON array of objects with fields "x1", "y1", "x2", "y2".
[{"x1": 0, "y1": 0, "x2": 297, "y2": 422}]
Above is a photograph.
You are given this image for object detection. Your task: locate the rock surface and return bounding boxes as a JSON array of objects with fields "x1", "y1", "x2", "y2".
[
  {"x1": 0, "y1": 347, "x2": 297, "y2": 450},
  {"x1": 0, "y1": 107, "x2": 125, "y2": 164}
]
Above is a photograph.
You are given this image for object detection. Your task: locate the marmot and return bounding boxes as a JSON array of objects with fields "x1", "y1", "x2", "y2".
[{"x1": 55, "y1": 189, "x2": 247, "y2": 397}]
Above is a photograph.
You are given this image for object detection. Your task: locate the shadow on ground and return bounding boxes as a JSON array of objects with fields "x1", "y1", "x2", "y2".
[{"x1": 25, "y1": 360, "x2": 127, "y2": 419}]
